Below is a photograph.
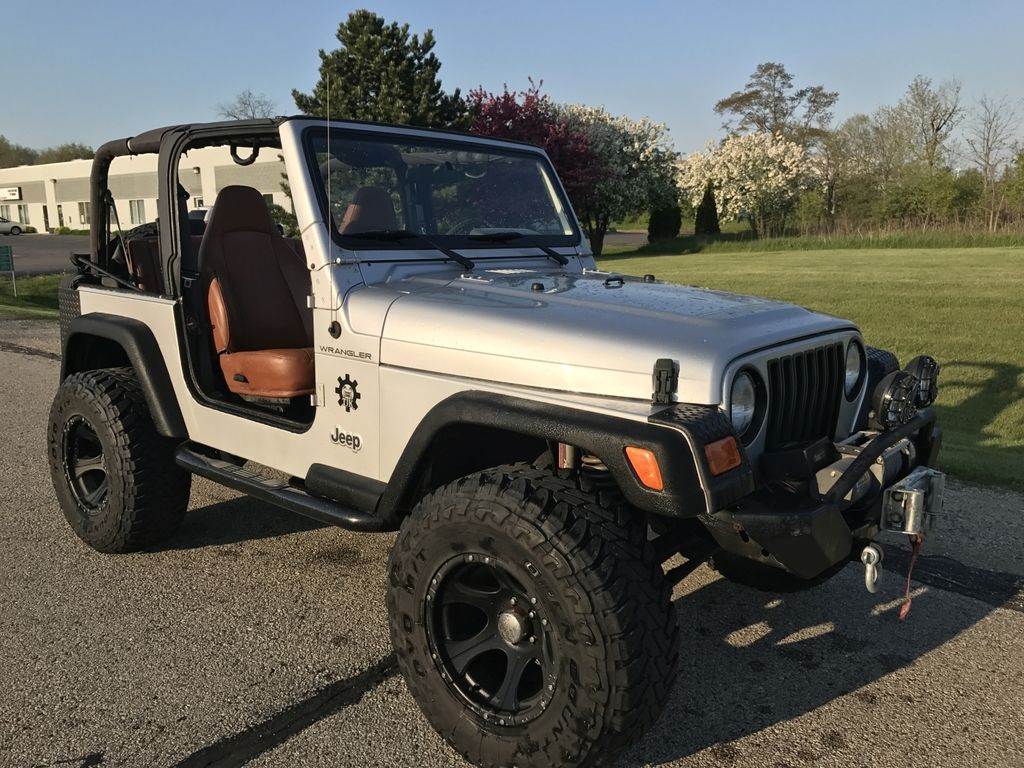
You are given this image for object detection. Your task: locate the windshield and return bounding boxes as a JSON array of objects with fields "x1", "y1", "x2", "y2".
[{"x1": 306, "y1": 129, "x2": 580, "y2": 249}]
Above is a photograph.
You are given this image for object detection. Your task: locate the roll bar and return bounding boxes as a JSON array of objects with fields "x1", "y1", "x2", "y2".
[{"x1": 88, "y1": 129, "x2": 171, "y2": 267}]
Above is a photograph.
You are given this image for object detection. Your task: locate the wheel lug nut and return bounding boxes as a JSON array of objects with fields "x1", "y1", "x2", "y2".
[
  {"x1": 468, "y1": 555, "x2": 474, "y2": 561},
  {"x1": 529, "y1": 636, "x2": 536, "y2": 644},
  {"x1": 528, "y1": 611, "x2": 535, "y2": 618},
  {"x1": 530, "y1": 597, "x2": 537, "y2": 605},
  {"x1": 510, "y1": 597, "x2": 517, "y2": 605},
  {"x1": 541, "y1": 618, "x2": 548, "y2": 626}
]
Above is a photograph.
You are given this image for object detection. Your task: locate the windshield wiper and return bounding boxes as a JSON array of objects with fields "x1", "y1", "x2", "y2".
[
  {"x1": 467, "y1": 231, "x2": 569, "y2": 266},
  {"x1": 467, "y1": 231, "x2": 524, "y2": 242},
  {"x1": 344, "y1": 229, "x2": 475, "y2": 270},
  {"x1": 344, "y1": 229, "x2": 419, "y2": 241}
]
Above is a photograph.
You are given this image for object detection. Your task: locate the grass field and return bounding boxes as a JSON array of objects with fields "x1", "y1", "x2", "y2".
[
  {"x1": 3, "y1": 248, "x2": 1021, "y2": 490},
  {"x1": 599, "y1": 246, "x2": 1024, "y2": 490},
  {"x1": 0, "y1": 274, "x2": 61, "y2": 319}
]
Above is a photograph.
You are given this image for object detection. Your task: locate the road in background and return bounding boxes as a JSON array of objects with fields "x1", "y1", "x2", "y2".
[
  {"x1": 3, "y1": 232, "x2": 649, "y2": 277},
  {"x1": 1, "y1": 319, "x2": 1021, "y2": 768},
  {"x1": 1, "y1": 234, "x2": 87, "y2": 275}
]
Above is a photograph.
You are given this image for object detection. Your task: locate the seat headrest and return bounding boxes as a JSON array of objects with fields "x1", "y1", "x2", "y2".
[
  {"x1": 206, "y1": 185, "x2": 273, "y2": 237},
  {"x1": 340, "y1": 186, "x2": 398, "y2": 234}
]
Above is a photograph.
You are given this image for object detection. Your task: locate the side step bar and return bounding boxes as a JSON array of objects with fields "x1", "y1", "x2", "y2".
[{"x1": 174, "y1": 443, "x2": 387, "y2": 532}]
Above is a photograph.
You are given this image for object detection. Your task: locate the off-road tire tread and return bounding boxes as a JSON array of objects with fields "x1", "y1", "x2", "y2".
[
  {"x1": 48, "y1": 367, "x2": 190, "y2": 552},
  {"x1": 388, "y1": 463, "x2": 678, "y2": 768}
]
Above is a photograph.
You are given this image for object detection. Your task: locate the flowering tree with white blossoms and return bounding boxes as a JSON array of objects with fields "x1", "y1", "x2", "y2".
[
  {"x1": 678, "y1": 132, "x2": 810, "y2": 237},
  {"x1": 559, "y1": 104, "x2": 678, "y2": 255}
]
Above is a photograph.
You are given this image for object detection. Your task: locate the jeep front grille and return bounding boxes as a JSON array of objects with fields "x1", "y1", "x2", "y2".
[{"x1": 764, "y1": 342, "x2": 844, "y2": 450}]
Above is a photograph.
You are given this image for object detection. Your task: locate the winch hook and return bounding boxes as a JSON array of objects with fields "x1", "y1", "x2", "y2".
[{"x1": 861, "y1": 543, "x2": 883, "y2": 594}]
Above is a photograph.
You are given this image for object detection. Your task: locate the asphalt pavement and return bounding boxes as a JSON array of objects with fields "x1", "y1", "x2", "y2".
[
  {"x1": 1, "y1": 319, "x2": 1022, "y2": 768},
  {"x1": 1, "y1": 234, "x2": 88, "y2": 275},
  {"x1": 1, "y1": 232, "x2": 648, "y2": 278}
]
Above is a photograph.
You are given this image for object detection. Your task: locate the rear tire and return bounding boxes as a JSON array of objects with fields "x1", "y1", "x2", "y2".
[
  {"x1": 388, "y1": 464, "x2": 678, "y2": 768},
  {"x1": 10, "y1": 226, "x2": 21, "y2": 235},
  {"x1": 47, "y1": 367, "x2": 191, "y2": 552}
]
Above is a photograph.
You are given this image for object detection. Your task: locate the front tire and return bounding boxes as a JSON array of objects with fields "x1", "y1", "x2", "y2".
[
  {"x1": 388, "y1": 464, "x2": 678, "y2": 768},
  {"x1": 47, "y1": 367, "x2": 191, "y2": 552},
  {"x1": 10, "y1": 226, "x2": 21, "y2": 235}
]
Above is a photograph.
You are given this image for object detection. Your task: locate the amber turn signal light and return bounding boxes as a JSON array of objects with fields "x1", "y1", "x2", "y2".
[
  {"x1": 704, "y1": 436, "x2": 741, "y2": 476},
  {"x1": 625, "y1": 446, "x2": 664, "y2": 491}
]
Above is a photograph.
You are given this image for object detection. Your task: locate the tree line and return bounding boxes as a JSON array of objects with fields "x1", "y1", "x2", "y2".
[
  {"x1": 688, "y1": 62, "x2": 1024, "y2": 237},
  {"x1": 0, "y1": 135, "x2": 93, "y2": 168}
]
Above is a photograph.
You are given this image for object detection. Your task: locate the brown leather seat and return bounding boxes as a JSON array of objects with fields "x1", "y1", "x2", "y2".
[
  {"x1": 198, "y1": 185, "x2": 314, "y2": 399},
  {"x1": 340, "y1": 186, "x2": 398, "y2": 233},
  {"x1": 126, "y1": 238, "x2": 162, "y2": 293}
]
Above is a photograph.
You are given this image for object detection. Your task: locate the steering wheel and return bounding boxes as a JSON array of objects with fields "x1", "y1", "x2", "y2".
[{"x1": 447, "y1": 215, "x2": 493, "y2": 235}]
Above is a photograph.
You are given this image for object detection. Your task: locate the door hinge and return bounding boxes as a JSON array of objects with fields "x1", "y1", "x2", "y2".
[{"x1": 310, "y1": 383, "x2": 326, "y2": 407}]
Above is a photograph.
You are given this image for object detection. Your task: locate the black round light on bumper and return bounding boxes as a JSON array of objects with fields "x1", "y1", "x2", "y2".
[
  {"x1": 904, "y1": 355, "x2": 941, "y2": 407},
  {"x1": 871, "y1": 370, "x2": 919, "y2": 430}
]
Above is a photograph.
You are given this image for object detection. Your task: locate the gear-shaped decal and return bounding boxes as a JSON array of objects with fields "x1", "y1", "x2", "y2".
[{"x1": 335, "y1": 374, "x2": 361, "y2": 413}]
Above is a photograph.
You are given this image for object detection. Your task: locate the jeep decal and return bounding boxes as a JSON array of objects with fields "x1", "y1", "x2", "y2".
[
  {"x1": 329, "y1": 427, "x2": 362, "y2": 452},
  {"x1": 319, "y1": 345, "x2": 374, "y2": 361},
  {"x1": 335, "y1": 374, "x2": 361, "y2": 412}
]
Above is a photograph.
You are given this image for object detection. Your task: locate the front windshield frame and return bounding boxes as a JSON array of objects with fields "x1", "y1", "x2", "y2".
[{"x1": 301, "y1": 125, "x2": 582, "y2": 252}]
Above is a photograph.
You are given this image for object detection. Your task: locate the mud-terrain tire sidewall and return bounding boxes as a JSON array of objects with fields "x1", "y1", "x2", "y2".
[
  {"x1": 47, "y1": 367, "x2": 190, "y2": 552},
  {"x1": 388, "y1": 465, "x2": 678, "y2": 768}
]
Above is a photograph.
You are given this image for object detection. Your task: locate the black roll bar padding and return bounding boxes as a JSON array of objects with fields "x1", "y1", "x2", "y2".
[
  {"x1": 89, "y1": 138, "x2": 132, "y2": 267},
  {"x1": 824, "y1": 408, "x2": 937, "y2": 507}
]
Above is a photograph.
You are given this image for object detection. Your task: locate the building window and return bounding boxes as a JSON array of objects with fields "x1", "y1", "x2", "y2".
[
  {"x1": 0, "y1": 205, "x2": 9, "y2": 220},
  {"x1": 78, "y1": 201, "x2": 91, "y2": 226},
  {"x1": 193, "y1": 197, "x2": 204, "y2": 208},
  {"x1": 129, "y1": 199, "x2": 146, "y2": 226},
  {"x1": 263, "y1": 194, "x2": 275, "y2": 208},
  {"x1": 17, "y1": 205, "x2": 29, "y2": 225}
]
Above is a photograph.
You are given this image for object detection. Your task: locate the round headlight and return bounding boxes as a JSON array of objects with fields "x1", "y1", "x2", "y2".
[
  {"x1": 730, "y1": 371, "x2": 758, "y2": 438},
  {"x1": 845, "y1": 341, "x2": 865, "y2": 398}
]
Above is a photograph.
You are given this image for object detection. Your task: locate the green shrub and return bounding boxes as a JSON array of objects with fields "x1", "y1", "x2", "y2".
[
  {"x1": 694, "y1": 184, "x2": 721, "y2": 235},
  {"x1": 647, "y1": 205, "x2": 681, "y2": 242}
]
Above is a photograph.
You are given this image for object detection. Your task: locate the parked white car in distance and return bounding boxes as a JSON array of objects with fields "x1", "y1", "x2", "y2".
[{"x1": 0, "y1": 216, "x2": 24, "y2": 235}]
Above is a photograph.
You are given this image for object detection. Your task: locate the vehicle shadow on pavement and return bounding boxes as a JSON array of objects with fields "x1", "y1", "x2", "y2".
[
  {"x1": 620, "y1": 566, "x2": 993, "y2": 766},
  {"x1": 159, "y1": 495, "x2": 327, "y2": 551},
  {"x1": 934, "y1": 360, "x2": 1024, "y2": 482}
]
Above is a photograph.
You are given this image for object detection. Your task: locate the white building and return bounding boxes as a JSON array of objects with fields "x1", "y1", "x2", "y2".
[{"x1": 0, "y1": 145, "x2": 292, "y2": 233}]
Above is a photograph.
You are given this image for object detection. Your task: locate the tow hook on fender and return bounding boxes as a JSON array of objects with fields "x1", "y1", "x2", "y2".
[{"x1": 860, "y1": 543, "x2": 883, "y2": 594}]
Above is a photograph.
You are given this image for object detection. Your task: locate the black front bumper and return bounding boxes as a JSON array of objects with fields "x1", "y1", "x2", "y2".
[{"x1": 702, "y1": 409, "x2": 941, "y2": 579}]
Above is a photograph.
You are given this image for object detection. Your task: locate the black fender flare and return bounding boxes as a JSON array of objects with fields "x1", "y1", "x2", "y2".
[
  {"x1": 62, "y1": 313, "x2": 187, "y2": 438},
  {"x1": 375, "y1": 390, "x2": 711, "y2": 523}
]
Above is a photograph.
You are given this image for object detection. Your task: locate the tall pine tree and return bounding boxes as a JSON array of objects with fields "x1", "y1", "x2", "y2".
[
  {"x1": 694, "y1": 183, "x2": 721, "y2": 235},
  {"x1": 292, "y1": 10, "x2": 467, "y2": 129}
]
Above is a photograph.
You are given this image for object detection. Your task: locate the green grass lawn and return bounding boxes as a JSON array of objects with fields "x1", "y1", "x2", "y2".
[
  {"x1": 0, "y1": 274, "x2": 62, "y2": 319},
  {"x1": 599, "y1": 246, "x2": 1024, "y2": 491}
]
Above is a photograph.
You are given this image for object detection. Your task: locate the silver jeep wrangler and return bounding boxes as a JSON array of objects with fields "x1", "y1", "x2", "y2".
[{"x1": 48, "y1": 117, "x2": 944, "y2": 768}]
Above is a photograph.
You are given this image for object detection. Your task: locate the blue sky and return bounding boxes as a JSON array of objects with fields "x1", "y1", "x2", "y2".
[{"x1": 6, "y1": 0, "x2": 1023, "y2": 154}]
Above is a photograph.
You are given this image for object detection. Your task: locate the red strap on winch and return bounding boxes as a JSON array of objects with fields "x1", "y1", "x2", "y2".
[{"x1": 898, "y1": 533, "x2": 925, "y2": 621}]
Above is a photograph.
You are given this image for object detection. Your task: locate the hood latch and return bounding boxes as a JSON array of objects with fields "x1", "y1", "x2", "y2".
[{"x1": 652, "y1": 358, "x2": 679, "y2": 405}]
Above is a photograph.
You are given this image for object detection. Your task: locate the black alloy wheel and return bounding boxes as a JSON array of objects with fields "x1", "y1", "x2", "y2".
[{"x1": 426, "y1": 554, "x2": 557, "y2": 726}]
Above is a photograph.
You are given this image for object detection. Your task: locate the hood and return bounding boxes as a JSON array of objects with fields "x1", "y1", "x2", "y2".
[{"x1": 379, "y1": 268, "x2": 855, "y2": 404}]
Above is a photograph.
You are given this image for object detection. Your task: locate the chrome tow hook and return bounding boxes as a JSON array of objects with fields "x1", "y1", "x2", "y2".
[{"x1": 860, "y1": 544, "x2": 883, "y2": 594}]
